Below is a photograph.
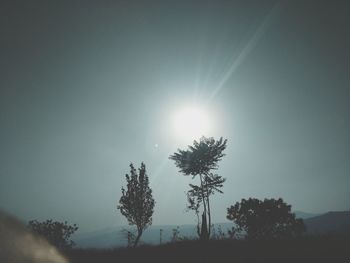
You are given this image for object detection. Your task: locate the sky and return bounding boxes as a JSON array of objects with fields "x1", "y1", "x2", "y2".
[{"x1": 1, "y1": 0, "x2": 349, "y2": 232}]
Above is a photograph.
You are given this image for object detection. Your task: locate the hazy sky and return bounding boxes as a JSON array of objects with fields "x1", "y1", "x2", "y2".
[{"x1": 1, "y1": 0, "x2": 349, "y2": 232}]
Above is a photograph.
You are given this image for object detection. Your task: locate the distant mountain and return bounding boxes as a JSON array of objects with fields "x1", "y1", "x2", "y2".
[
  {"x1": 294, "y1": 211, "x2": 320, "y2": 219},
  {"x1": 73, "y1": 223, "x2": 232, "y2": 248},
  {"x1": 73, "y1": 211, "x2": 350, "y2": 248},
  {"x1": 304, "y1": 211, "x2": 350, "y2": 235}
]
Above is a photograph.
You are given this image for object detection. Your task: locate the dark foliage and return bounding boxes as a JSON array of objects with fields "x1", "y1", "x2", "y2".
[
  {"x1": 169, "y1": 137, "x2": 227, "y2": 176},
  {"x1": 170, "y1": 137, "x2": 227, "y2": 240},
  {"x1": 227, "y1": 198, "x2": 306, "y2": 239},
  {"x1": 28, "y1": 219, "x2": 78, "y2": 249},
  {"x1": 117, "y1": 162, "x2": 155, "y2": 247}
]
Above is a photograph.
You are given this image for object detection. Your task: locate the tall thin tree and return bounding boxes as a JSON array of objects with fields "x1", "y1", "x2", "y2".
[
  {"x1": 170, "y1": 136, "x2": 227, "y2": 240},
  {"x1": 117, "y1": 163, "x2": 155, "y2": 247}
]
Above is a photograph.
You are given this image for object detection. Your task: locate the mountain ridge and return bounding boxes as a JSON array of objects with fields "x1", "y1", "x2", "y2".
[
  {"x1": 73, "y1": 210, "x2": 350, "y2": 248},
  {"x1": 304, "y1": 211, "x2": 350, "y2": 235}
]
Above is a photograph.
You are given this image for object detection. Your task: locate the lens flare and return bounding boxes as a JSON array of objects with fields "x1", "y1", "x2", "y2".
[{"x1": 172, "y1": 106, "x2": 210, "y2": 142}]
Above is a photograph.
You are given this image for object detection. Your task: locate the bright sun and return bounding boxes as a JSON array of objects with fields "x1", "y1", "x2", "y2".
[{"x1": 172, "y1": 106, "x2": 211, "y2": 142}]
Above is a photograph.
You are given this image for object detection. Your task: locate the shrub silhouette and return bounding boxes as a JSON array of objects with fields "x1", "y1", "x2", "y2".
[
  {"x1": 28, "y1": 219, "x2": 78, "y2": 249},
  {"x1": 171, "y1": 226, "x2": 181, "y2": 242},
  {"x1": 117, "y1": 162, "x2": 155, "y2": 247},
  {"x1": 227, "y1": 198, "x2": 305, "y2": 239},
  {"x1": 170, "y1": 136, "x2": 227, "y2": 240}
]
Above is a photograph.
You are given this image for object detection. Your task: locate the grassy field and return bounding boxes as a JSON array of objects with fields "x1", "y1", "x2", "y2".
[{"x1": 64, "y1": 236, "x2": 350, "y2": 263}]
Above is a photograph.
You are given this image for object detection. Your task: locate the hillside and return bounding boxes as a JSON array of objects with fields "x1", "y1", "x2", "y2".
[{"x1": 304, "y1": 211, "x2": 350, "y2": 235}]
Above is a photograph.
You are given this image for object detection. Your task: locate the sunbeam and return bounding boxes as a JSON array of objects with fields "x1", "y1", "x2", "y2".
[{"x1": 207, "y1": 0, "x2": 288, "y2": 103}]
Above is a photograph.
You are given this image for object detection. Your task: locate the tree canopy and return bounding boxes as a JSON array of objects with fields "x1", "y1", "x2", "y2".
[
  {"x1": 227, "y1": 198, "x2": 306, "y2": 239},
  {"x1": 170, "y1": 137, "x2": 227, "y2": 177}
]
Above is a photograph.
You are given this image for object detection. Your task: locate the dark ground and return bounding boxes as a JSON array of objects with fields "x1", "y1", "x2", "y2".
[{"x1": 64, "y1": 236, "x2": 350, "y2": 263}]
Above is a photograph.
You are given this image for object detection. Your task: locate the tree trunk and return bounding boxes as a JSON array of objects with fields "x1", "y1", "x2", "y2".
[
  {"x1": 195, "y1": 211, "x2": 201, "y2": 237},
  {"x1": 201, "y1": 174, "x2": 211, "y2": 237},
  {"x1": 199, "y1": 175, "x2": 207, "y2": 217},
  {"x1": 200, "y1": 212, "x2": 209, "y2": 240},
  {"x1": 203, "y1": 174, "x2": 212, "y2": 237},
  {"x1": 207, "y1": 194, "x2": 211, "y2": 237},
  {"x1": 133, "y1": 230, "x2": 142, "y2": 247},
  {"x1": 199, "y1": 174, "x2": 209, "y2": 240}
]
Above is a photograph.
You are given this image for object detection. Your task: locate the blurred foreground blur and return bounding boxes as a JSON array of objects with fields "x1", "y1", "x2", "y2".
[{"x1": 0, "y1": 211, "x2": 68, "y2": 263}]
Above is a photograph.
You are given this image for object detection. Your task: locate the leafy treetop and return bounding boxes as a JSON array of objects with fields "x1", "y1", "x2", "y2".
[{"x1": 169, "y1": 137, "x2": 227, "y2": 177}]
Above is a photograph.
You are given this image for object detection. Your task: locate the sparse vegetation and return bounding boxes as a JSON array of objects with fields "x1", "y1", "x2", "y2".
[{"x1": 170, "y1": 226, "x2": 181, "y2": 242}]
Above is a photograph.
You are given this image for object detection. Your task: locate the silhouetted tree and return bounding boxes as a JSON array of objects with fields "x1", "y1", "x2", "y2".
[
  {"x1": 226, "y1": 198, "x2": 306, "y2": 239},
  {"x1": 117, "y1": 162, "x2": 155, "y2": 247},
  {"x1": 211, "y1": 224, "x2": 227, "y2": 240},
  {"x1": 28, "y1": 219, "x2": 78, "y2": 249},
  {"x1": 170, "y1": 136, "x2": 227, "y2": 240}
]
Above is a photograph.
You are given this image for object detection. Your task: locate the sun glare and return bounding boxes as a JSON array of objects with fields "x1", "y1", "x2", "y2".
[{"x1": 172, "y1": 106, "x2": 211, "y2": 142}]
